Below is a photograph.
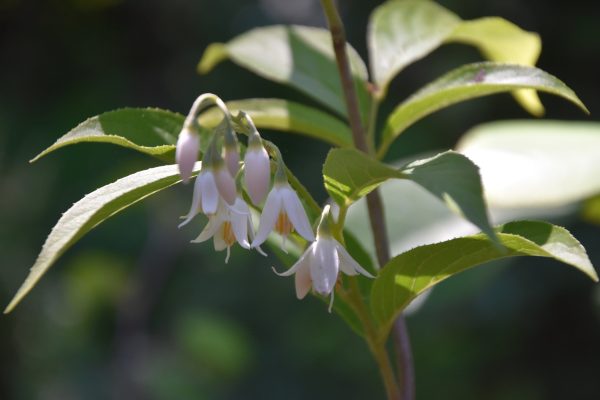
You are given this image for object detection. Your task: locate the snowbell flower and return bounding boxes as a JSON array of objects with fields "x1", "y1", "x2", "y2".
[
  {"x1": 192, "y1": 197, "x2": 265, "y2": 262},
  {"x1": 176, "y1": 125, "x2": 200, "y2": 183},
  {"x1": 274, "y1": 205, "x2": 373, "y2": 311},
  {"x1": 251, "y1": 180, "x2": 315, "y2": 249},
  {"x1": 244, "y1": 129, "x2": 270, "y2": 205},
  {"x1": 179, "y1": 168, "x2": 220, "y2": 227}
]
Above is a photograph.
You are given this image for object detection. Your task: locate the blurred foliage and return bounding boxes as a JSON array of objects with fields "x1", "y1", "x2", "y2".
[{"x1": 1, "y1": 0, "x2": 599, "y2": 399}]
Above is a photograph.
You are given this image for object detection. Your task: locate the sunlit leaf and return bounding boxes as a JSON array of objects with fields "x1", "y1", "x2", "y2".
[
  {"x1": 368, "y1": 0, "x2": 460, "y2": 90},
  {"x1": 324, "y1": 148, "x2": 496, "y2": 243},
  {"x1": 198, "y1": 25, "x2": 371, "y2": 120},
  {"x1": 378, "y1": 62, "x2": 587, "y2": 158},
  {"x1": 581, "y1": 195, "x2": 600, "y2": 226},
  {"x1": 368, "y1": 0, "x2": 543, "y2": 114},
  {"x1": 323, "y1": 148, "x2": 403, "y2": 206},
  {"x1": 200, "y1": 98, "x2": 352, "y2": 147},
  {"x1": 31, "y1": 108, "x2": 184, "y2": 162},
  {"x1": 457, "y1": 120, "x2": 600, "y2": 207},
  {"x1": 400, "y1": 151, "x2": 497, "y2": 243},
  {"x1": 371, "y1": 221, "x2": 598, "y2": 336},
  {"x1": 4, "y1": 163, "x2": 200, "y2": 313},
  {"x1": 447, "y1": 17, "x2": 543, "y2": 115}
]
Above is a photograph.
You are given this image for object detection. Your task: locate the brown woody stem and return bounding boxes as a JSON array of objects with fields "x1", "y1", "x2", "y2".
[{"x1": 320, "y1": 1, "x2": 415, "y2": 400}]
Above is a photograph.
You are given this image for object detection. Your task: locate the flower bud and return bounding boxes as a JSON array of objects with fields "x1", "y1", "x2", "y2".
[
  {"x1": 176, "y1": 126, "x2": 200, "y2": 183},
  {"x1": 244, "y1": 135, "x2": 270, "y2": 205},
  {"x1": 214, "y1": 164, "x2": 237, "y2": 205},
  {"x1": 224, "y1": 142, "x2": 240, "y2": 177}
]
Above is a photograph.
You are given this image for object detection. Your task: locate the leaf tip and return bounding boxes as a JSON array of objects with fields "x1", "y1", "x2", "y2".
[
  {"x1": 29, "y1": 154, "x2": 43, "y2": 163},
  {"x1": 3, "y1": 298, "x2": 19, "y2": 315},
  {"x1": 587, "y1": 267, "x2": 599, "y2": 283},
  {"x1": 197, "y1": 43, "x2": 228, "y2": 75}
]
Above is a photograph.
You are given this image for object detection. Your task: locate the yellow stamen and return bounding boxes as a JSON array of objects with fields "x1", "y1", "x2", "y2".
[
  {"x1": 275, "y1": 211, "x2": 293, "y2": 236},
  {"x1": 222, "y1": 221, "x2": 236, "y2": 246}
]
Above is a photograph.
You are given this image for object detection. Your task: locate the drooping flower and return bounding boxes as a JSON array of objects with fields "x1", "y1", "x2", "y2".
[
  {"x1": 179, "y1": 168, "x2": 220, "y2": 227},
  {"x1": 274, "y1": 205, "x2": 373, "y2": 310},
  {"x1": 251, "y1": 181, "x2": 314, "y2": 248},
  {"x1": 192, "y1": 197, "x2": 265, "y2": 262},
  {"x1": 176, "y1": 126, "x2": 200, "y2": 183},
  {"x1": 244, "y1": 131, "x2": 271, "y2": 205}
]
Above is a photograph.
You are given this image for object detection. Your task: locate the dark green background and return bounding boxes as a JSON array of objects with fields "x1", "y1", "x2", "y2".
[{"x1": 1, "y1": 0, "x2": 599, "y2": 399}]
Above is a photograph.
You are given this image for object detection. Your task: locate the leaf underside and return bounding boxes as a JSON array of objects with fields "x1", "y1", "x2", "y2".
[{"x1": 371, "y1": 221, "x2": 598, "y2": 337}]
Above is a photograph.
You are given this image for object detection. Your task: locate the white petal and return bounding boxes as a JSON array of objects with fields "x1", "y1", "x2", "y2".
[
  {"x1": 281, "y1": 185, "x2": 314, "y2": 242},
  {"x1": 254, "y1": 245, "x2": 267, "y2": 257},
  {"x1": 273, "y1": 242, "x2": 314, "y2": 277},
  {"x1": 310, "y1": 239, "x2": 339, "y2": 296},
  {"x1": 214, "y1": 167, "x2": 236, "y2": 205},
  {"x1": 244, "y1": 147, "x2": 271, "y2": 205},
  {"x1": 191, "y1": 217, "x2": 222, "y2": 243},
  {"x1": 229, "y1": 196, "x2": 250, "y2": 215},
  {"x1": 294, "y1": 261, "x2": 312, "y2": 299},
  {"x1": 179, "y1": 173, "x2": 204, "y2": 228},
  {"x1": 336, "y1": 240, "x2": 374, "y2": 278},
  {"x1": 200, "y1": 172, "x2": 219, "y2": 215},
  {"x1": 231, "y1": 209, "x2": 250, "y2": 249},
  {"x1": 251, "y1": 187, "x2": 283, "y2": 247},
  {"x1": 176, "y1": 128, "x2": 199, "y2": 183},
  {"x1": 246, "y1": 218, "x2": 267, "y2": 256},
  {"x1": 213, "y1": 225, "x2": 228, "y2": 251}
]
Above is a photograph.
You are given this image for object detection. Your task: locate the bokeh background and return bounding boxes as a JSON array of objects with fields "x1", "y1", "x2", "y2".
[{"x1": 1, "y1": 0, "x2": 600, "y2": 399}]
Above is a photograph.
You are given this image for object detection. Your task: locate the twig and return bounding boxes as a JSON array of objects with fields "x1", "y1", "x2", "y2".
[{"x1": 320, "y1": 1, "x2": 415, "y2": 399}]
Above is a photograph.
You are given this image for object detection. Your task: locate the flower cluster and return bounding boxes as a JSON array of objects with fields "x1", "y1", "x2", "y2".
[
  {"x1": 176, "y1": 94, "x2": 373, "y2": 310},
  {"x1": 176, "y1": 94, "x2": 314, "y2": 262}
]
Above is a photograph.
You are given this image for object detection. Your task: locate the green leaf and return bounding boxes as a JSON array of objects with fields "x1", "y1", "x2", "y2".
[
  {"x1": 199, "y1": 98, "x2": 352, "y2": 147},
  {"x1": 368, "y1": 0, "x2": 542, "y2": 111},
  {"x1": 31, "y1": 108, "x2": 185, "y2": 162},
  {"x1": 457, "y1": 120, "x2": 600, "y2": 207},
  {"x1": 198, "y1": 25, "x2": 371, "y2": 120},
  {"x1": 447, "y1": 17, "x2": 543, "y2": 115},
  {"x1": 371, "y1": 221, "x2": 598, "y2": 336},
  {"x1": 324, "y1": 148, "x2": 496, "y2": 243},
  {"x1": 400, "y1": 151, "x2": 497, "y2": 244},
  {"x1": 4, "y1": 163, "x2": 200, "y2": 313},
  {"x1": 368, "y1": 0, "x2": 460, "y2": 90},
  {"x1": 197, "y1": 43, "x2": 228, "y2": 74},
  {"x1": 378, "y1": 62, "x2": 588, "y2": 158},
  {"x1": 323, "y1": 148, "x2": 403, "y2": 206},
  {"x1": 582, "y1": 195, "x2": 600, "y2": 226}
]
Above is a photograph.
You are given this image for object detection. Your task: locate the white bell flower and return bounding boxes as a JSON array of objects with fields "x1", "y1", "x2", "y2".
[
  {"x1": 251, "y1": 182, "x2": 315, "y2": 248},
  {"x1": 192, "y1": 197, "x2": 265, "y2": 262},
  {"x1": 274, "y1": 205, "x2": 373, "y2": 310},
  {"x1": 179, "y1": 168, "x2": 220, "y2": 228}
]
